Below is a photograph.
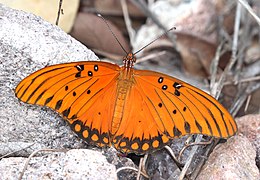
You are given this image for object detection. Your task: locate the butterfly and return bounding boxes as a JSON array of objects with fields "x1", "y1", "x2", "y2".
[{"x1": 15, "y1": 52, "x2": 237, "y2": 154}]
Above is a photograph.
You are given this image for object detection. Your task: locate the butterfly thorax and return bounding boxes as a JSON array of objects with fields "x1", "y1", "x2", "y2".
[{"x1": 123, "y1": 53, "x2": 136, "y2": 68}]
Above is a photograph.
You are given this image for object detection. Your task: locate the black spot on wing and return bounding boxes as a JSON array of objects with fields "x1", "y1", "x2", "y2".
[
  {"x1": 196, "y1": 121, "x2": 203, "y2": 133},
  {"x1": 88, "y1": 71, "x2": 93, "y2": 77},
  {"x1": 55, "y1": 99, "x2": 63, "y2": 110},
  {"x1": 45, "y1": 95, "x2": 54, "y2": 105},
  {"x1": 94, "y1": 65, "x2": 98, "y2": 71},
  {"x1": 174, "y1": 90, "x2": 180, "y2": 96},
  {"x1": 75, "y1": 65, "x2": 84, "y2": 71},
  {"x1": 34, "y1": 90, "x2": 46, "y2": 104},
  {"x1": 162, "y1": 85, "x2": 168, "y2": 90},
  {"x1": 75, "y1": 72, "x2": 81, "y2": 78},
  {"x1": 184, "y1": 122, "x2": 191, "y2": 133},
  {"x1": 158, "y1": 77, "x2": 164, "y2": 83},
  {"x1": 71, "y1": 114, "x2": 77, "y2": 120},
  {"x1": 62, "y1": 107, "x2": 71, "y2": 117},
  {"x1": 173, "y1": 126, "x2": 182, "y2": 137}
]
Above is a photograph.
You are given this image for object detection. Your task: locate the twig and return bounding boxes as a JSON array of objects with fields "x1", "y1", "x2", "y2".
[
  {"x1": 18, "y1": 149, "x2": 68, "y2": 180},
  {"x1": 116, "y1": 166, "x2": 150, "y2": 179},
  {"x1": 56, "y1": 0, "x2": 63, "y2": 25},
  {"x1": 230, "y1": 82, "x2": 260, "y2": 116},
  {"x1": 190, "y1": 139, "x2": 218, "y2": 179},
  {"x1": 178, "y1": 135, "x2": 203, "y2": 180},
  {"x1": 120, "y1": 0, "x2": 136, "y2": 47},
  {"x1": 237, "y1": 0, "x2": 260, "y2": 26},
  {"x1": 164, "y1": 146, "x2": 183, "y2": 169},
  {"x1": 210, "y1": 41, "x2": 225, "y2": 94},
  {"x1": 234, "y1": 11, "x2": 251, "y2": 81},
  {"x1": 137, "y1": 157, "x2": 143, "y2": 180},
  {"x1": 181, "y1": 2, "x2": 243, "y2": 179},
  {"x1": 178, "y1": 138, "x2": 214, "y2": 162},
  {"x1": 214, "y1": 1, "x2": 241, "y2": 99},
  {"x1": 224, "y1": 75, "x2": 260, "y2": 85},
  {"x1": 0, "y1": 143, "x2": 35, "y2": 159},
  {"x1": 130, "y1": 0, "x2": 176, "y2": 46},
  {"x1": 244, "y1": 94, "x2": 251, "y2": 112}
]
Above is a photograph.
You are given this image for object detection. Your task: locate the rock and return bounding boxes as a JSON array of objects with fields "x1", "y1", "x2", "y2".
[
  {"x1": 197, "y1": 135, "x2": 260, "y2": 180},
  {"x1": 0, "y1": 149, "x2": 117, "y2": 179},
  {"x1": 0, "y1": 3, "x2": 98, "y2": 153},
  {"x1": 236, "y1": 114, "x2": 260, "y2": 168},
  {"x1": 0, "y1": 4, "x2": 135, "y2": 179}
]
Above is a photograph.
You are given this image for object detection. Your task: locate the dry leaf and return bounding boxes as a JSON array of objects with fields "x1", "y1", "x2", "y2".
[
  {"x1": 175, "y1": 32, "x2": 217, "y2": 76},
  {"x1": 94, "y1": 0, "x2": 144, "y2": 17},
  {"x1": 0, "y1": 0, "x2": 79, "y2": 32}
]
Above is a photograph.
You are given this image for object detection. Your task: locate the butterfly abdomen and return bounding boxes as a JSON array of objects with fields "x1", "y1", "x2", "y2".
[{"x1": 111, "y1": 78, "x2": 133, "y2": 135}]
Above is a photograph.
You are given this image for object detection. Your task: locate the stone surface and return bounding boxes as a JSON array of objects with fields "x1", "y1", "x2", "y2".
[
  {"x1": 0, "y1": 3, "x2": 98, "y2": 153},
  {"x1": 197, "y1": 135, "x2": 260, "y2": 180},
  {"x1": 0, "y1": 149, "x2": 117, "y2": 179},
  {"x1": 0, "y1": 4, "x2": 137, "y2": 179},
  {"x1": 236, "y1": 114, "x2": 260, "y2": 168}
]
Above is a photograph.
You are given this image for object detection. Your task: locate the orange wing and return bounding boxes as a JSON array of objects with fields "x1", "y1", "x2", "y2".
[
  {"x1": 113, "y1": 69, "x2": 237, "y2": 154},
  {"x1": 15, "y1": 61, "x2": 120, "y2": 147}
]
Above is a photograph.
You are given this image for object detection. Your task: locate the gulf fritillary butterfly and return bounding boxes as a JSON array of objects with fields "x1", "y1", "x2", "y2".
[{"x1": 15, "y1": 52, "x2": 237, "y2": 154}]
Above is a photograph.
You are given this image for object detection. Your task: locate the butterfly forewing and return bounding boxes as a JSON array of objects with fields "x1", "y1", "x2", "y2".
[
  {"x1": 15, "y1": 61, "x2": 121, "y2": 147},
  {"x1": 132, "y1": 69, "x2": 237, "y2": 139}
]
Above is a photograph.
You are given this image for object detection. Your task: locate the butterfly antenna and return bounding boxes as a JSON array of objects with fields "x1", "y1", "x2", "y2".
[
  {"x1": 97, "y1": 14, "x2": 128, "y2": 55},
  {"x1": 133, "y1": 27, "x2": 176, "y2": 55}
]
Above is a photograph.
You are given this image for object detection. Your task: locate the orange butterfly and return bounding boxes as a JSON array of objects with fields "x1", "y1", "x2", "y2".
[{"x1": 15, "y1": 52, "x2": 237, "y2": 154}]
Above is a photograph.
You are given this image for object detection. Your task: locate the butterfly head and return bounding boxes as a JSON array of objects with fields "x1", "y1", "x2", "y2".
[{"x1": 123, "y1": 53, "x2": 136, "y2": 68}]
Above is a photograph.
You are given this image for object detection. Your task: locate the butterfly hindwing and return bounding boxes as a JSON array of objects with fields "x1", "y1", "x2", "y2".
[
  {"x1": 112, "y1": 83, "x2": 170, "y2": 154},
  {"x1": 15, "y1": 61, "x2": 120, "y2": 147}
]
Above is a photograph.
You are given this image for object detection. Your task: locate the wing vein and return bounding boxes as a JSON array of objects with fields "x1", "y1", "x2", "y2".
[{"x1": 186, "y1": 89, "x2": 225, "y2": 136}]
